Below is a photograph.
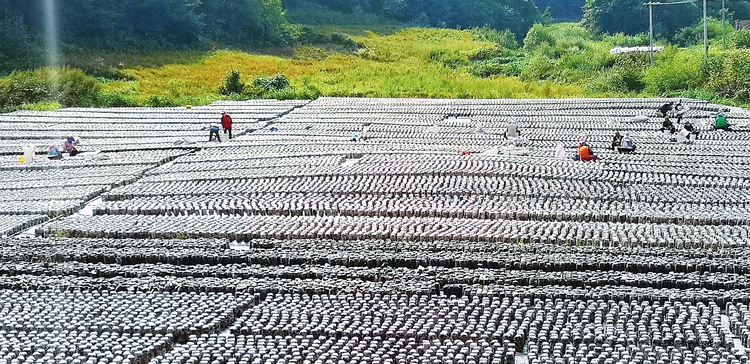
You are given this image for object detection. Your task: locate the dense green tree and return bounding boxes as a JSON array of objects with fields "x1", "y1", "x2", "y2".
[
  {"x1": 0, "y1": 0, "x2": 43, "y2": 73},
  {"x1": 582, "y1": 0, "x2": 648, "y2": 36},
  {"x1": 399, "y1": 0, "x2": 540, "y2": 41},
  {"x1": 286, "y1": 0, "x2": 541, "y2": 41},
  {"x1": 121, "y1": 0, "x2": 203, "y2": 46},
  {"x1": 652, "y1": 2, "x2": 701, "y2": 40},
  {"x1": 57, "y1": 0, "x2": 125, "y2": 47},
  {"x1": 536, "y1": 0, "x2": 585, "y2": 21},
  {"x1": 583, "y1": 0, "x2": 713, "y2": 40},
  {"x1": 730, "y1": 1, "x2": 750, "y2": 19},
  {"x1": 200, "y1": 0, "x2": 291, "y2": 46},
  {"x1": 0, "y1": 0, "x2": 292, "y2": 57}
]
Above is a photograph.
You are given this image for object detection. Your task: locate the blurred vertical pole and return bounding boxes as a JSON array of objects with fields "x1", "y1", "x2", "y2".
[
  {"x1": 44, "y1": 0, "x2": 60, "y2": 102},
  {"x1": 649, "y1": 3, "x2": 654, "y2": 66},
  {"x1": 703, "y1": 0, "x2": 708, "y2": 56},
  {"x1": 44, "y1": 0, "x2": 59, "y2": 68}
]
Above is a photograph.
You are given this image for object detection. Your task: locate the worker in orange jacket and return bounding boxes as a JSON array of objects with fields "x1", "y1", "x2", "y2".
[{"x1": 577, "y1": 139, "x2": 597, "y2": 161}]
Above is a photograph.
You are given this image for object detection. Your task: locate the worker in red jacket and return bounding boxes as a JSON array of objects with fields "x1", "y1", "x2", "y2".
[{"x1": 221, "y1": 111, "x2": 233, "y2": 139}]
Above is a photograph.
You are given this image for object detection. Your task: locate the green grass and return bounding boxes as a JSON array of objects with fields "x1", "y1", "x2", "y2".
[
  {"x1": 22, "y1": 100, "x2": 62, "y2": 111},
  {"x1": 81, "y1": 28, "x2": 584, "y2": 106}
]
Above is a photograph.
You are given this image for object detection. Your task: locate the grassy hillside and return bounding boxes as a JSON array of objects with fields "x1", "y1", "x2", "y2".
[
  {"x1": 50, "y1": 27, "x2": 585, "y2": 109},
  {"x1": 2, "y1": 2, "x2": 750, "y2": 111}
]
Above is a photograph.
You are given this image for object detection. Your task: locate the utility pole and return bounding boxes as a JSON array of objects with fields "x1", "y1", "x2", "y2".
[
  {"x1": 644, "y1": 0, "x2": 709, "y2": 64},
  {"x1": 704, "y1": 0, "x2": 708, "y2": 56},
  {"x1": 722, "y1": 0, "x2": 726, "y2": 50},
  {"x1": 649, "y1": 2, "x2": 655, "y2": 65}
]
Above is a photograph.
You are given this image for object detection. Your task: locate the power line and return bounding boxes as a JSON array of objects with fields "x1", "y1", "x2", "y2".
[
  {"x1": 644, "y1": 0, "x2": 698, "y2": 5},
  {"x1": 643, "y1": 0, "x2": 716, "y2": 63}
]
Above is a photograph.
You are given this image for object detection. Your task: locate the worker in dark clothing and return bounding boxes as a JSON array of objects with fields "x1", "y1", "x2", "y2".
[
  {"x1": 611, "y1": 132, "x2": 623, "y2": 151},
  {"x1": 658, "y1": 102, "x2": 674, "y2": 117},
  {"x1": 661, "y1": 117, "x2": 675, "y2": 134},
  {"x1": 673, "y1": 100, "x2": 687, "y2": 123},
  {"x1": 209, "y1": 124, "x2": 221, "y2": 142},
  {"x1": 679, "y1": 122, "x2": 698, "y2": 142},
  {"x1": 618, "y1": 133, "x2": 636, "y2": 154}
]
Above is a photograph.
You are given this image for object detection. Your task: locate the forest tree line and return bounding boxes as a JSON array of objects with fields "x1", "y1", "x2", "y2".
[{"x1": 1, "y1": 0, "x2": 750, "y2": 74}]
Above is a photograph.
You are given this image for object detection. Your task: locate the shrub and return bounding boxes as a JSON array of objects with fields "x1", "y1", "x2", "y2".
[
  {"x1": 470, "y1": 26, "x2": 519, "y2": 50},
  {"x1": 706, "y1": 50, "x2": 750, "y2": 102},
  {"x1": 503, "y1": 58, "x2": 527, "y2": 77},
  {"x1": 296, "y1": 84, "x2": 321, "y2": 99},
  {"x1": 585, "y1": 70, "x2": 623, "y2": 94},
  {"x1": 428, "y1": 49, "x2": 468, "y2": 69},
  {"x1": 554, "y1": 69, "x2": 587, "y2": 84},
  {"x1": 294, "y1": 27, "x2": 362, "y2": 52},
  {"x1": 602, "y1": 32, "x2": 649, "y2": 47},
  {"x1": 551, "y1": 38, "x2": 589, "y2": 59},
  {"x1": 265, "y1": 87, "x2": 299, "y2": 100},
  {"x1": 20, "y1": 100, "x2": 60, "y2": 111},
  {"x1": 147, "y1": 95, "x2": 175, "y2": 107},
  {"x1": 469, "y1": 56, "x2": 524, "y2": 78},
  {"x1": 466, "y1": 45, "x2": 506, "y2": 62},
  {"x1": 0, "y1": 67, "x2": 99, "y2": 111},
  {"x1": 520, "y1": 53, "x2": 556, "y2": 81},
  {"x1": 469, "y1": 59, "x2": 506, "y2": 78},
  {"x1": 330, "y1": 32, "x2": 363, "y2": 51},
  {"x1": 54, "y1": 68, "x2": 100, "y2": 107},
  {"x1": 523, "y1": 23, "x2": 556, "y2": 52},
  {"x1": 252, "y1": 74, "x2": 290, "y2": 92},
  {"x1": 643, "y1": 48, "x2": 704, "y2": 95},
  {"x1": 729, "y1": 29, "x2": 750, "y2": 49},
  {"x1": 560, "y1": 53, "x2": 591, "y2": 71},
  {"x1": 701, "y1": 54, "x2": 724, "y2": 80},
  {"x1": 78, "y1": 91, "x2": 136, "y2": 108},
  {"x1": 673, "y1": 26, "x2": 702, "y2": 47},
  {"x1": 218, "y1": 69, "x2": 245, "y2": 96},
  {"x1": 674, "y1": 19, "x2": 732, "y2": 47},
  {"x1": 586, "y1": 55, "x2": 646, "y2": 94},
  {"x1": 295, "y1": 25, "x2": 328, "y2": 44},
  {"x1": 247, "y1": 73, "x2": 292, "y2": 98}
]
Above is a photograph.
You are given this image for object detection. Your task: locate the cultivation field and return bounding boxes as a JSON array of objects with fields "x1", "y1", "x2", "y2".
[{"x1": 2, "y1": 97, "x2": 750, "y2": 364}]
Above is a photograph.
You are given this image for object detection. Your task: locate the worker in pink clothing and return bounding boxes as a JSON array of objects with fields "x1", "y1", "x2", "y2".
[{"x1": 64, "y1": 137, "x2": 79, "y2": 156}]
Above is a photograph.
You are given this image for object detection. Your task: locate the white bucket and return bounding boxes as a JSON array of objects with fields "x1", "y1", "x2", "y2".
[
  {"x1": 22, "y1": 145, "x2": 36, "y2": 163},
  {"x1": 554, "y1": 143, "x2": 566, "y2": 159}
]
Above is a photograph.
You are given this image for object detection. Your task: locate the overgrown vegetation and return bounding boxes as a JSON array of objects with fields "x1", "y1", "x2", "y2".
[
  {"x1": 2, "y1": 0, "x2": 750, "y2": 111},
  {"x1": 0, "y1": 67, "x2": 98, "y2": 112}
]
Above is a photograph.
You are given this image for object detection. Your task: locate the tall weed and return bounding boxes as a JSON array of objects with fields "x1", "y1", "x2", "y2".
[
  {"x1": 729, "y1": 29, "x2": 750, "y2": 49},
  {"x1": 643, "y1": 47, "x2": 704, "y2": 95},
  {"x1": 706, "y1": 50, "x2": 750, "y2": 102},
  {"x1": 0, "y1": 67, "x2": 99, "y2": 110}
]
